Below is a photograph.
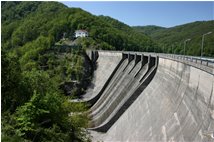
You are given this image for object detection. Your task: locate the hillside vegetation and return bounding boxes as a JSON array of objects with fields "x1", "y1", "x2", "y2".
[
  {"x1": 133, "y1": 25, "x2": 165, "y2": 36},
  {"x1": 2, "y1": 2, "x2": 156, "y2": 52},
  {"x1": 133, "y1": 21, "x2": 214, "y2": 57}
]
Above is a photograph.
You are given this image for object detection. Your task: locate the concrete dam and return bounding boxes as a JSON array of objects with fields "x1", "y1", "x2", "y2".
[{"x1": 84, "y1": 50, "x2": 214, "y2": 142}]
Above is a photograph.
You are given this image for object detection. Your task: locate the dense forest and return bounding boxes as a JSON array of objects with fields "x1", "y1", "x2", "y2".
[
  {"x1": 133, "y1": 21, "x2": 214, "y2": 57},
  {"x1": 1, "y1": 1, "x2": 157, "y2": 141},
  {"x1": 2, "y1": 2, "x2": 91, "y2": 142},
  {"x1": 2, "y1": 1, "x2": 156, "y2": 52}
]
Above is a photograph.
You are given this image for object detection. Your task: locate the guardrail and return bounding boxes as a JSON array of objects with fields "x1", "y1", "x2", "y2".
[
  {"x1": 155, "y1": 53, "x2": 214, "y2": 75},
  {"x1": 133, "y1": 52, "x2": 214, "y2": 75},
  {"x1": 158, "y1": 53, "x2": 214, "y2": 69},
  {"x1": 89, "y1": 50, "x2": 214, "y2": 74}
]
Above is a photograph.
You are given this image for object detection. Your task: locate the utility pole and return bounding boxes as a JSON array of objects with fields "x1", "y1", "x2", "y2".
[
  {"x1": 201, "y1": 31, "x2": 212, "y2": 58},
  {"x1": 184, "y1": 38, "x2": 191, "y2": 56}
]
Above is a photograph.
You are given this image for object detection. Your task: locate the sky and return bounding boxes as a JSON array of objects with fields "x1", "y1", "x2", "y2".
[{"x1": 61, "y1": 1, "x2": 214, "y2": 28}]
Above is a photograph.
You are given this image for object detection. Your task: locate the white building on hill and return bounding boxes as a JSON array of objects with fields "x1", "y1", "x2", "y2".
[{"x1": 74, "y1": 30, "x2": 88, "y2": 38}]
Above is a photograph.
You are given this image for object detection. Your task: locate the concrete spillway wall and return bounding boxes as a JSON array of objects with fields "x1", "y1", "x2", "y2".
[
  {"x1": 88, "y1": 53, "x2": 158, "y2": 132},
  {"x1": 85, "y1": 51, "x2": 214, "y2": 142},
  {"x1": 83, "y1": 51, "x2": 122, "y2": 104}
]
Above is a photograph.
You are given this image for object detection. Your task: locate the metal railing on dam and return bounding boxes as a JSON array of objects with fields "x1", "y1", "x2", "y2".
[{"x1": 89, "y1": 50, "x2": 214, "y2": 75}]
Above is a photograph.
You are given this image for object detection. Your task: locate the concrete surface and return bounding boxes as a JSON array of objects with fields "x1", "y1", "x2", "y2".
[
  {"x1": 85, "y1": 51, "x2": 214, "y2": 142},
  {"x1": 89, "y1": 54, "x2": 158, "y2": 131},
  {"x1": 83, "y1": 51, "x2": 122, "y2": 101}
]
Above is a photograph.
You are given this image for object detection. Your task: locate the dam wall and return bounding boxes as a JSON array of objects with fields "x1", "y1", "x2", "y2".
[{"x1": 85, "y1": 50, "x2": 214, "y2": 142}]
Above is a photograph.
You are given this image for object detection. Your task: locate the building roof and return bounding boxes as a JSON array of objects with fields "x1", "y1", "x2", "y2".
[{"x1": 75, "y1": 30, "x2": 88, "y2": 33}]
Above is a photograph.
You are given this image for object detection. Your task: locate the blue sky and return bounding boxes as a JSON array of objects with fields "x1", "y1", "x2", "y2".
[{"x1": 61, "y1": 1, "x2": 214, "y2": 28}]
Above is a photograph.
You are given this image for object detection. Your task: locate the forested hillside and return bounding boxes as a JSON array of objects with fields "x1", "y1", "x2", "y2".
[
  {"x1": 2, "y1": 2, "x2": 91, "y2": 142},
  {"x1": 2, "y1": 1, "x2": 156, "y2": 52},
  {"x1": 133, "y1": 21, "x2": 214, "y2": 57}
]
